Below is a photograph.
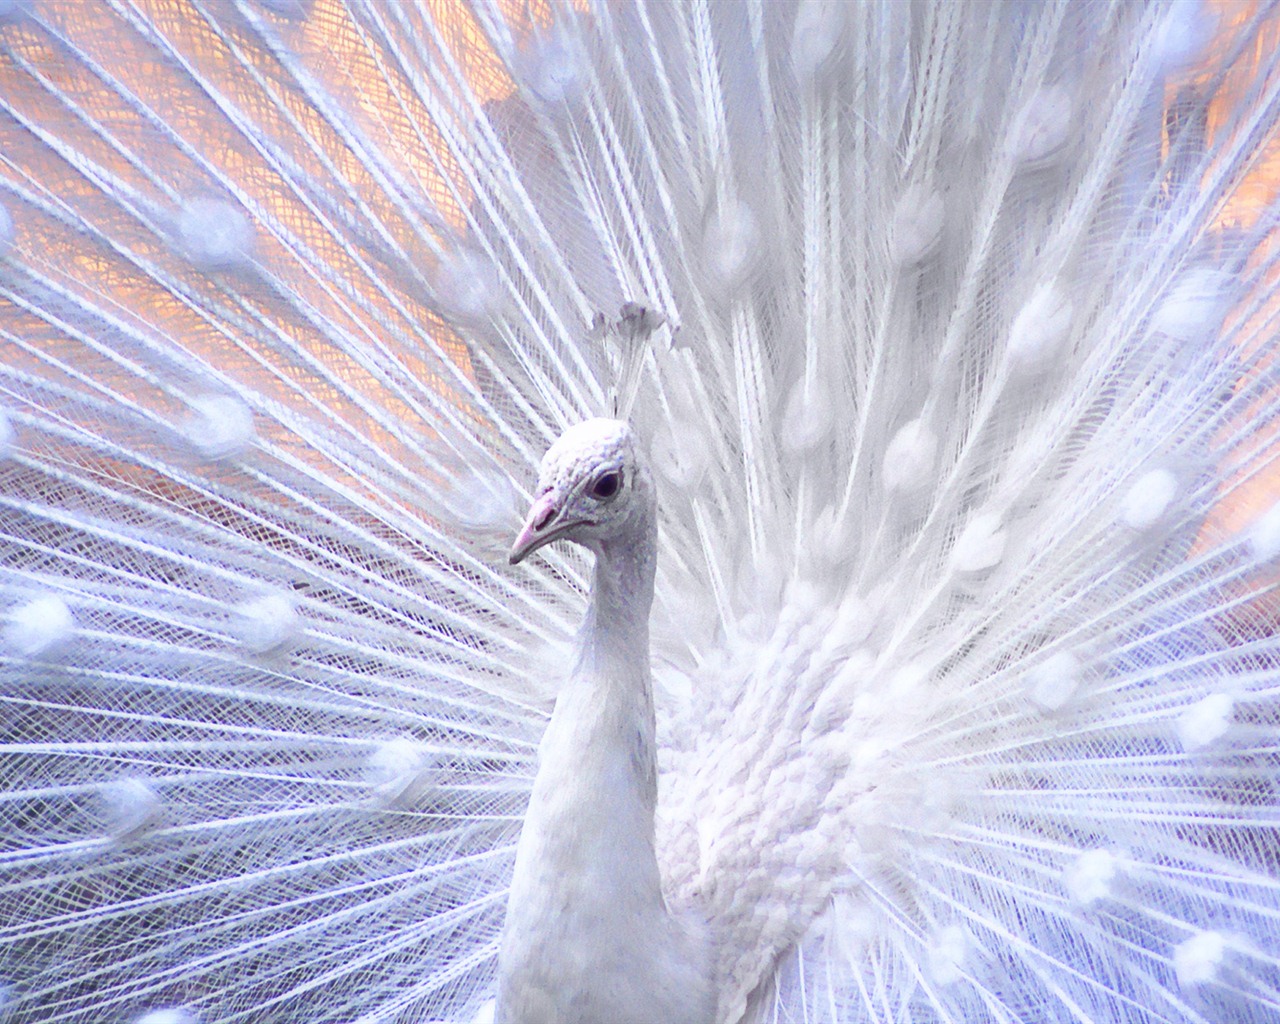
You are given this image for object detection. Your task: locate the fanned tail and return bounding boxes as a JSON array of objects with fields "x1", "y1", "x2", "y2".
[
  {"x1": 2, "y1": 2, "x2": 1280, "y2": 1023},
  {"x1": 0, "y1": 3, "x2": 570, "y2": 1020}
]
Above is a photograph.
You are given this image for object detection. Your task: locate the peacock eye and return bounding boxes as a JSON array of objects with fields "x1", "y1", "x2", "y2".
[{"x1": 589, "y1": 469, "x2": 623, "y2": 501}]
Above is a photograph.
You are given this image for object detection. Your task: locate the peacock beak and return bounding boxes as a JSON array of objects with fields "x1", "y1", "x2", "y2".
[{"x1": 510, "y1": 492, "x2": 572, "y2": 565}]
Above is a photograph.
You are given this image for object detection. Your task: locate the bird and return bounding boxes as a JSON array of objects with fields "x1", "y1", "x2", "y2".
[
  {"x1": 499, "y1": 418, "x2": 713, "y2": 1023},
  {"x1": 1, "y1": 1, "x2": 1279, "y2": 1023}
]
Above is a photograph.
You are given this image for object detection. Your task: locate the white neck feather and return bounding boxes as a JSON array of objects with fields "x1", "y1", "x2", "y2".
[
  {"x1": 577, "y1": 520, "x2": 658, "y2": 689},
  {"x1": 497, "y1": 508, "x2": 713, "y2": 1023}
]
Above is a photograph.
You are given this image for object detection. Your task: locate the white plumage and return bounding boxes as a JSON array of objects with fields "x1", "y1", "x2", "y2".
[
  {"x1": 499, "y1": 419, "x2": 712, "y2": 1024},
  {"x1": 1, "y1": 2, "x2": 1280, "y2": 1023}
]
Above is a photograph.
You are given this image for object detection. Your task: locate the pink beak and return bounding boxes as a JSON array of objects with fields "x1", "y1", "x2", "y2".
[{"x1": 509, "y1": 492, "x2": 562, "y2": 565}]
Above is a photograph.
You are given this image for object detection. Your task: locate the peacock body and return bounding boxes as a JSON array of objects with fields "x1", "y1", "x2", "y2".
[{"x1": 2, "y1": 1, "x2": 1280, "y2": 1022}]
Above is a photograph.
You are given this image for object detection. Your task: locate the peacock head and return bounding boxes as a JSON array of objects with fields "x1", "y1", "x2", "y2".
[{"x1": 509, "y1": 418, "x2": 653, "y2": 565}]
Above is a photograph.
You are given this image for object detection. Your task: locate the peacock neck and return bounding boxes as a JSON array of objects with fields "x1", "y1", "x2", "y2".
[
  {"x1": 498, "y1": 511, "x2": 684, "y2": 1021},
  {"x1": 499, "y1": 475, "x2": 713, "y2": 1022},
  {"x1": 556, "y1": 515, "x2": 661, "y2": 820},
  {"x1": 576, "y1": 520, "x2": 658, "y2": 683}
]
